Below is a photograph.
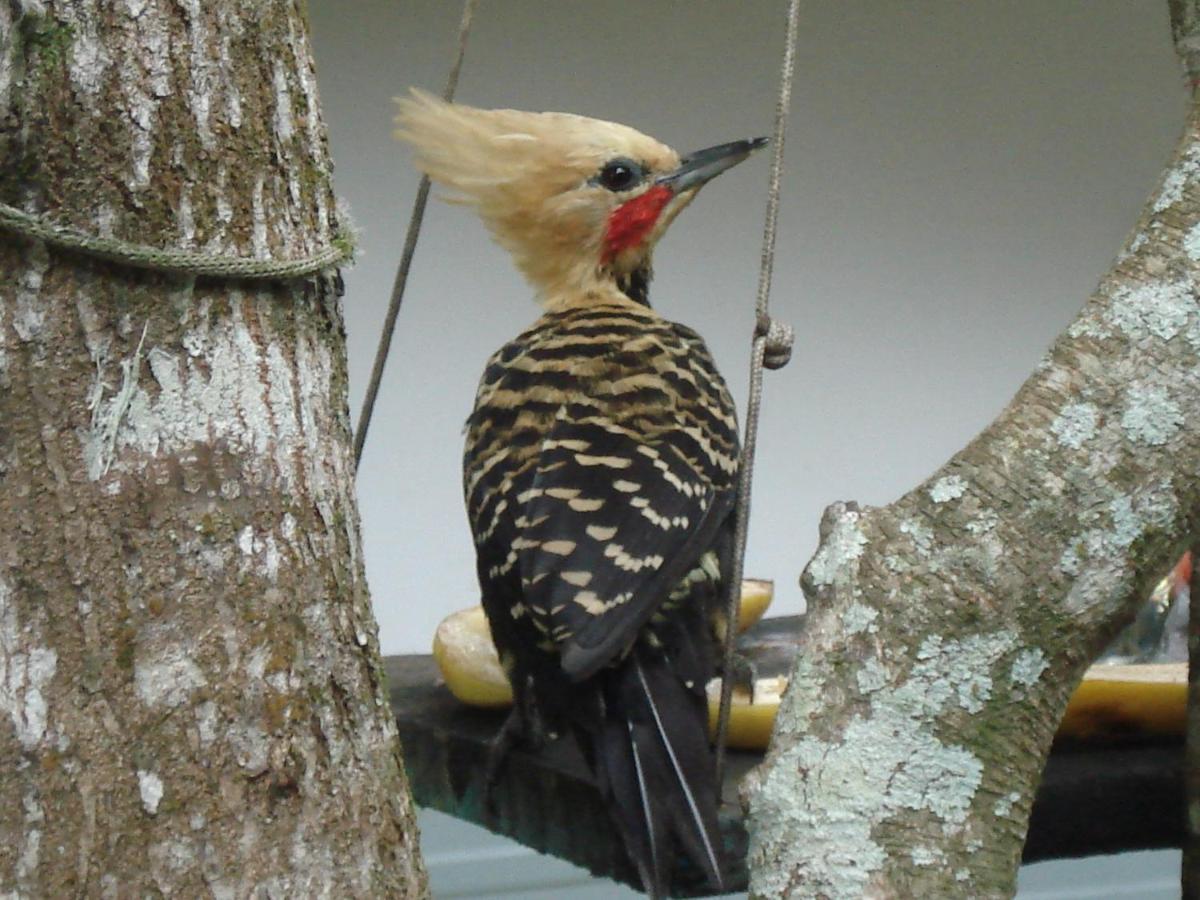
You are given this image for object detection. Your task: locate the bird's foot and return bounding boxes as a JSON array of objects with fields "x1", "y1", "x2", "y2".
[{"x1": 482, "y1": 694, "x2": 551, "y2": 824}]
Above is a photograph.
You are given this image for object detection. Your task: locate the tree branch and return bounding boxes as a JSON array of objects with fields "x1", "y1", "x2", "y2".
[
  {"x1": 744, "y1": 16, "x2": 1200, "y2": 900},
  {"x1": 1172, "y1": 0, "x2": 1200, "y2": 92},
  {"x1": 1186, "y1": 542, "x2": 1200, "y2": 896}
]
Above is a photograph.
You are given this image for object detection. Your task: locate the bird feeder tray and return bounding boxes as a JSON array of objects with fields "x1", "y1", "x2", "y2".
[{"x1": 384, "y1": 616, "x2": 1185, "y2": 896}]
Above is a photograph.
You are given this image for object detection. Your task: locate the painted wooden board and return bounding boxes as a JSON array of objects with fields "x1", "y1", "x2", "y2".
[{"x1": 386, "y1": 618, "x2": 1185, "y2": 895}]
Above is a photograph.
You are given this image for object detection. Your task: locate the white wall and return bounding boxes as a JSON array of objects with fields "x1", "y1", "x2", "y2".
[
  {"x1": 308, "y1": 2, "x2": 1188, "y2": 895},
  {"x1": 308, "y1": 0, "x2": 1187, "y2": 657}
]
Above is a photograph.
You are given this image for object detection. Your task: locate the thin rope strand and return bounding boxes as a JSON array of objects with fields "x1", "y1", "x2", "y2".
[
  {"x1": 0, "y1": 202, "x2": 352, "y2": 279},
  {"x1": 715, "y1": 0, "x2": 800, "y2": 785},
  {"x1": 353, "y1": 0, "x2": 478, "y2": 467}
]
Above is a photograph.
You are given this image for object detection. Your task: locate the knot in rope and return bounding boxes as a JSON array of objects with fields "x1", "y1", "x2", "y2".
[{"x1": 756, "y1": 312, "x2": 795, "y2": 370}]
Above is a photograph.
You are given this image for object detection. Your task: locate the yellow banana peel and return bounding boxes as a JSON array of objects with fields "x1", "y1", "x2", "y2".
[
  {"x1": 698, "y1": 662, "x2": 1188, "y2": 750},
  {"x1": 1058, "y1": 663, "x2": 1186, "y2": 740}
]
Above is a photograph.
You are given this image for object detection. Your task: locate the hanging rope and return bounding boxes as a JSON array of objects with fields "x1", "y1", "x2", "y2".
[
  {"x1": 353, "y1": 0, "x2": 478, "y2": 467},
  {"x1": 350, "y1": 0, "x2": 791, "y2": 787},
  {"x1": 0, "y1": 201, "x2": 353, "y2": 280},
  {"x1": 714, "y1": 0, "x2": 799, "y2": 784}
]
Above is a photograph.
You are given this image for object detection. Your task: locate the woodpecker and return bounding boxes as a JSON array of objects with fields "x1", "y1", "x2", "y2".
[{"x1": 397, "y1": 89, "x2": 764, "y2": 897}]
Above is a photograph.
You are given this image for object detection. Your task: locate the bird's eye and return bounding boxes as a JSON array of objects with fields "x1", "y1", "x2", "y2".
[{"x1": 596, "y1": 158, "x2": 644, "y2": 192}]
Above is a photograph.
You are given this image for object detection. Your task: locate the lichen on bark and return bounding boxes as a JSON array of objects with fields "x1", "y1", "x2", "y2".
[
  {"x1": 0, "y1": 2, "x2": 426, "y2": 895},
  {"x1": 746, "y1": 11, "x2": 1200, "y2": 898}
]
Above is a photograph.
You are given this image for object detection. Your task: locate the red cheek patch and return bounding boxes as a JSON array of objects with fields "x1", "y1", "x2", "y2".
[{"x1": 602, "y1": 184, "x2": 672, "y2": 264}]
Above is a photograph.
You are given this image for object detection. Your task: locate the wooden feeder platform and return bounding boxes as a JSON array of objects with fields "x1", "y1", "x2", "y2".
[{"x1": 384, "y1": 617, "x2": 1185, "y2": 896}]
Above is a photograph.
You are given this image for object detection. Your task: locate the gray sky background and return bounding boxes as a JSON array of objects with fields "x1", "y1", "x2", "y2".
[{"x1": 308, "y1": 1, "x2": 1188, "y2": 655}]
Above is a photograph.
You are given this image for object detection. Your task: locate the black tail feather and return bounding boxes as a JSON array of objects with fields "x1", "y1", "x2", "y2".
[
  {"x1": 597, "y1": 717, "x2": 671, "y2": 894},
  {"x1": 593, "y1": 646, "x2": 725, "y2": 897},
  {"x1": 633, "y1": 657, "x2": 724, "y2": 886}
]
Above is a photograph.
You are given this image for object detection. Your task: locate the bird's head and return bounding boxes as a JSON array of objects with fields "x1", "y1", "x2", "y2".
[{"x1": 395, "y1": 89, "x2": 765, "y2": 306}]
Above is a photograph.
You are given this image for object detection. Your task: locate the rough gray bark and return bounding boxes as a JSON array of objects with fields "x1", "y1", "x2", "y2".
[
  {"x1": 744, "y1": 11, "x2": 1200, "y2": 900},
  {"x1": 0, "y1": 2, "x2": 427, "y2": 896},
  {"x1": 1187, "y1": 544, "x2": 1199, "y2": 898}
]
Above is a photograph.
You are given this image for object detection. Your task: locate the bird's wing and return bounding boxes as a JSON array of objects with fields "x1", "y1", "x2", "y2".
[{"x1": 516, "y1": 402, "x2": 735, "y2": 682}]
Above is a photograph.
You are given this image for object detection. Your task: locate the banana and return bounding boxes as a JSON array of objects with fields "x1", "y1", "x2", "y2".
[
  {"x1": 432, "y1": 605, "x2": 515, "y2": 708},
  {"x1": 433, "y1": 579, "x2": 775, "y2": 709},
  {"x1": 1058, "y1": 663, "x2": 1185, "y2": 740},
  {"x1": 432, "y1": 587, "x2": 1184, "y2": 748},
  {"x1": 699, "y1": 662, "x2": 1187, "y2": 749},
  {"x1": 736, "y1": 578, "x2": 773, "y2": 633},
  {"x1": 704, "y1": 675, "x2": 787, "y2": 750}
]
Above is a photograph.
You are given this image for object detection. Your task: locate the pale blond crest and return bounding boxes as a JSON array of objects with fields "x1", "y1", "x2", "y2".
[{"x1": 395, "y1": 89, "x2": 681, "y2": 302}]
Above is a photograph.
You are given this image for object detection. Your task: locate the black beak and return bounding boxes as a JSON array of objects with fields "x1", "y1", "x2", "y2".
[{"x1": 657, "y1": 136, "x2": 768, "y2": 194}]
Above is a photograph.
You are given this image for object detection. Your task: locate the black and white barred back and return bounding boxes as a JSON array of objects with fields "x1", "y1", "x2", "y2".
[{"x1": 463, "y1": 298, "x2": 739, "y2": 897}]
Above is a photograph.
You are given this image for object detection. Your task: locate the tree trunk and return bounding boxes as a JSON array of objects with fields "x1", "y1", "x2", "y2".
[
  {"x1": 1186, "y1": 543, "x2": 1200, "y2": 897},
  {"x1": 744, "y1": 7, "x2": 1199, "y2": 899},
  {"x1": 0, "y1": 2, "x2": 426, "y2": 896}
]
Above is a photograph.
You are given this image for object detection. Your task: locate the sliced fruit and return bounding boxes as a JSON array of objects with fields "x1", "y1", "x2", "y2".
[
  {"x1": 431, "y1": 579, "x2": 775, "y2": 708},
  {"x1": 432, "y1": 606, "x2": 513, "y2": 708},
  {"x1": 736, "y1": 579, "x2": 773, "y2": 633},
  {"x1": 705, "y1": 675, "x2": 788, "y2": 749},
  {"x1": 704, "y1": 662, "x2": 1191, "y2": 751},
  {"x1": 1058, "y1": 663, "x2": 1185, "y2": 740},
  {"x1": 434, "y1": 596, "x2": 1188, "y2": 749}
]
